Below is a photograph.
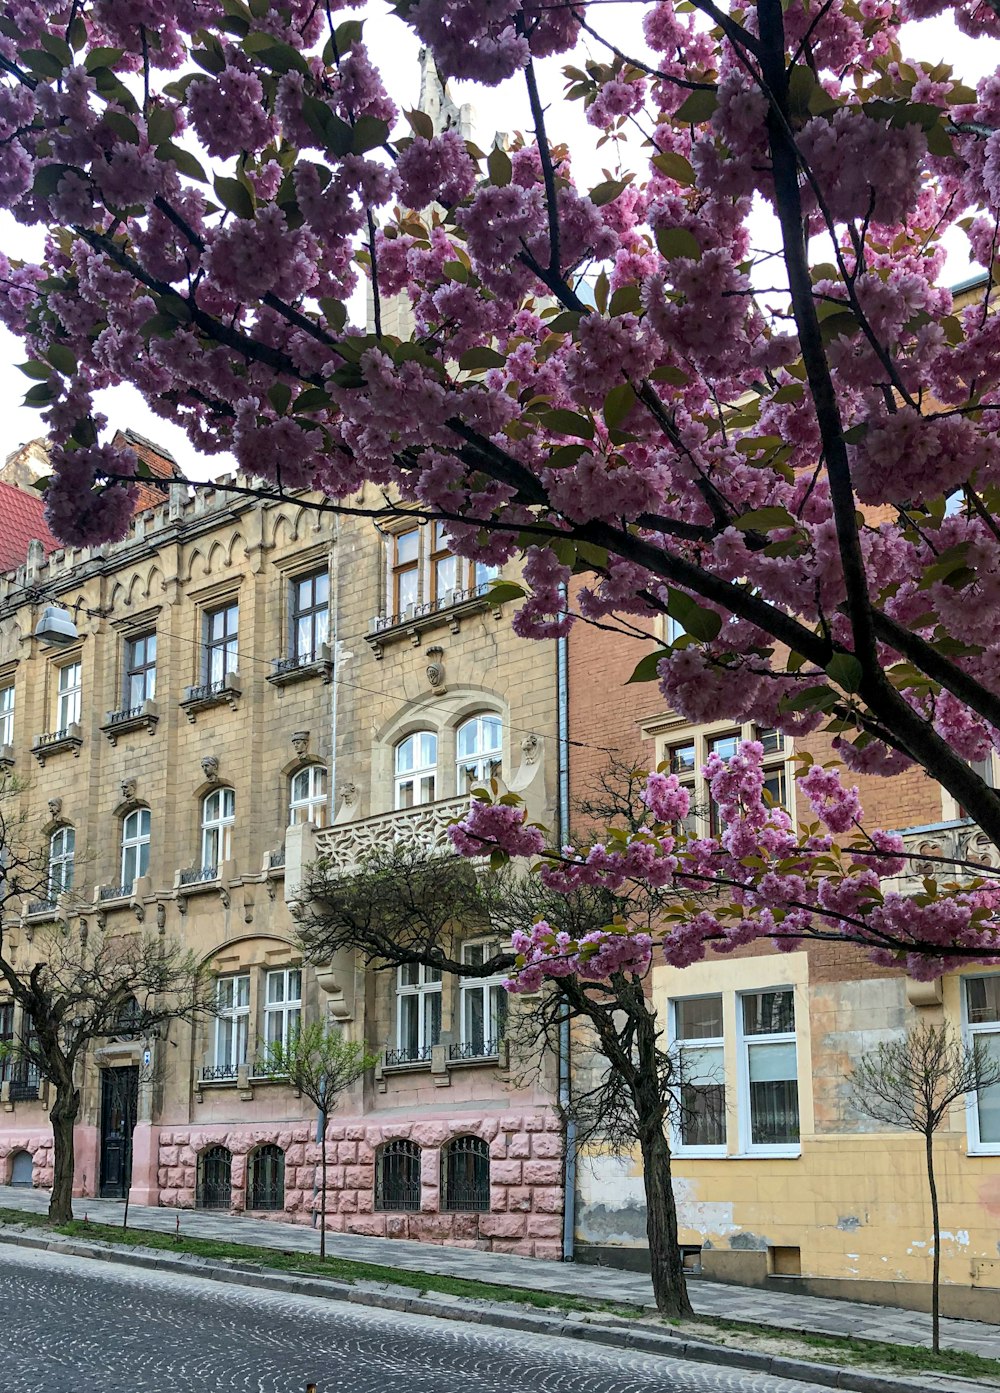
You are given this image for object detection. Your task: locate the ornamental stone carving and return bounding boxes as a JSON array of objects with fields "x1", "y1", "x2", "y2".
[
  {"x1": 313, "y1": 795, "x2": 470, "y2": 875},
  {"x1": 520, "y1": 733, "x2": 540, "y2": 765},
  {"x1": 121, "y1": 776, "x2": 137, "y2": 803},
  {"x1": 425, "y1": 646, "x2": 446, "y2": 691},
  {"x1": 201, "y1": 754, "x2": 220, "y2": 783},
  {"x1": 291, "y1": 730, "x2": 310, "y2": 756},
  {"x1": 47, "y1": 797, "x2": 62, "y2": 820}
]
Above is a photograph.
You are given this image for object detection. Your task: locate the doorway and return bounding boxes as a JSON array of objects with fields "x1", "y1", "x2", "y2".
[{"x1": 99, "y1": 1065, "x2": 138, "y2": 1199}]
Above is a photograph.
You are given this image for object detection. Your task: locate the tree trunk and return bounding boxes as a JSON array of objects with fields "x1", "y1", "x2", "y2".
[
  {"x1": 638, "y1": 1121, "x2": 692, "y2": 1317},
  {"x1": 925, "y1": 1131, "x2": 941, "y2": 1354},
  {"x1": 319, "y1": 1109, "x2": 328, "y2": 1262},
  {"x1": 48, "y1": 1085, "x2": 80, "y2": 1225}
]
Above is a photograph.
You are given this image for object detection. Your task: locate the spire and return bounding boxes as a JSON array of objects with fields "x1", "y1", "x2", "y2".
[{"x1": 416, "y1": 46, "x2": 476, "y2": 140}]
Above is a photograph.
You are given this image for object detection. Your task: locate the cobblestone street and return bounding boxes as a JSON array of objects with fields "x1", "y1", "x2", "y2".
[{"x1": 0, "y1": 1245, "x2": 826, "y2": 1393}]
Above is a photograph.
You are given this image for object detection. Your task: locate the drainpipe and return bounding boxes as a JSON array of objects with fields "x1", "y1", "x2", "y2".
[{"x1": 556, "y1": 614, "x2": 576, "y2": 1262}]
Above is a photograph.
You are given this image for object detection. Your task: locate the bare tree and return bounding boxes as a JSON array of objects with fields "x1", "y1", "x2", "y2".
[
  {"x1": 850, "y1": 1024, "x2": 1000, "y2": 1352},
  {"x1": 260, "y1": 1022, "x2": 377, "y2": 1259}
]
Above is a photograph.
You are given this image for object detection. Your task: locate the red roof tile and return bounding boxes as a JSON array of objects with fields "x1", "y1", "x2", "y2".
[{"x1": 0, "y1": 481, "x2": 58, "y2": 573}]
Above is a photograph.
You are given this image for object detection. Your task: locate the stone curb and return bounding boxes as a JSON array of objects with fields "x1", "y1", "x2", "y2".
[{"x1": 0, "y1": 1228, "x2": 987, "y2": 1393}]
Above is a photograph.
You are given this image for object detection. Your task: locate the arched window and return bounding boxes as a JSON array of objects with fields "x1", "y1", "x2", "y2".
[
  {"x1": 456, "y1": 714, "x2": 502, "y2": 792},
  {"x1": 374, "y1": 1138, "x2": 421, "y2": 1211},
  {"x1": 248, "y1": 1144, "x2": 285, "y2": 1211},
  {"x1": 121, "y1": 808, "x2": 151, "y2": 886},
  {"x1": 441, "y1": 1135, "x2": 490, "y2": 1212},
  {"x1": 113, "y1": 995, "x2": 141, "y2": 1041},
  {"x1": 9, "y1": 1149, "x2": 32, "y2": 1187},
  {"x1": 48, "y1": 827, "x2": 75, "y2": 898},
  {"x1": 201, "y1": 788, "x2": 235, "y2": 871},
  {"x1": 197, "y1": 1144, "x2": 232, "y2": 1210},
  {"x1": 394, "y1": 731, "x2": 437, "y2": 809},
  {"x1": 289, "y1": 765, "x2": 328, "y2": 826}
]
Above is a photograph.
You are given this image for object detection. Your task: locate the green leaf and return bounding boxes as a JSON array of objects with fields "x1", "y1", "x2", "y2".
[
  {"x1": 268, "y1": 382, "x2": 292, "y2": 415},
  {"x1": 191, "y1": 44, "x2": 226, "y2": 74},
  {"x1": 157, "y1": 142, "x2": 207, "y2": 183},
  {"x1": 548, "y1": 310, "x2": 582, "y2": 334},
  {"x1": 293, "y1": 387, "x2": 332, "y2": 412},
  {"x1": 609, "y1": 284, "x2": 641, "y2": 317},
  {"x1": 820, "y1": 311, "x2": 860, "y2": 344},
  {"x1": 45, "y1": 343, "x2": 77, "y2": 376},
  {"x1": 546, "y1": 444, "x2": 587, "y2": 469},
  {"x1": 656, "y1": 226, "x2": 701, "y2": 261},
  {"x1": 825, "y1": 653, "x2": 864, "y2": 693},
  {"x1": 404, "y1": 109, "x2": 434, "y2": 140},
  {"x1": 483, "y1": 581, "x2": 527, "y2": 607},
  {"x1": 352, "y1": 115, "x2": 390, "y2": 154},
  {"x1": 459, "y1": 346, "x2": 506, "y2": 372},
  {"x1": 732, "y1": 507, "x2": 798, "y2": 531},
  {"x1": 334, "y1": 18, "x2": 365, "y2": 51},
  {"x1": 589, "y1": 175, "x2": 632, "y2": 207},
  {"x1": 39, "y1": 32, "x2": 73, "y2": 67},
  {"x1": 651, "y1": 151, "x2": 695, "y2": 184},
  {"x1": 487, "y1": 145, "x2": 512, "y2": 187},
  {"x1": 319, "y1": 297, "x2": 347, "y2": 332},
  {"x1": 541, "y1": 409, "x2": 594, "y2": 440},
  {"x1": 603, "y1": 382, "x2": 637, "y2": 430},
  {"x1": 16, "y1": 361, "x2": 52, "y2": 381},
  {"x1": 31, "y1": 163, "x2": 75, "y2": 199},
  {"x1": 673, "y1": 89, "x2": 719, "y2": 124},
  {"x1": 214, "y1": 175, "x2": 255, "y2": 219},
  {"x1": 842, "y1": 423, "x2": 868, "y2": 445},
  {"x1": 21, "y1": 49, "x2": 65, "y2": 79},
  {"x1": 24, "y1": 383, "x2": 57, "y2": 407},
  {"x1": 147, "y1": 106, "x2": 175, "y2": 146},
  {"x1": 667, "y1": 591, "x2": 722, "y2": 642},
  {"x1": 85, "y1": 47, "x2": 124, "y2": 71},
  {"x1": 103, "y1": 110, "x2": 140, "y2": 144},
  {"x1": 627, "y1": 649, "x2": 670, "y2": 684},
  {"x1": 772, "y1": 383, "x2": 804, "y2": 404}
]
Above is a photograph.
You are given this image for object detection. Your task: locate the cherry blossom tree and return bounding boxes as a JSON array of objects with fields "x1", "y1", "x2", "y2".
[{"x1": 5, "y1": 1, "x2": 1000, "y2": 974}]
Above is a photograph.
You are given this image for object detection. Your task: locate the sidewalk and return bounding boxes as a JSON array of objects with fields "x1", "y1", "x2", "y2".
[{"x1": 1, "y1": 1185, "x2": 998, "y2": 1363}]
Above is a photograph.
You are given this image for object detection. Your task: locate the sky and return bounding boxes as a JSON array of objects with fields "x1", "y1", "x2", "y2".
[{"x1": 0, "y1": 3, "x2": 986, "y2": 482}]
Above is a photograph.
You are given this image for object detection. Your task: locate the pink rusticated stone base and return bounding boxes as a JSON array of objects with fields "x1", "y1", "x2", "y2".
[
  {"x1": 156, "y1": 1111, "x2": 565, "y2": 1256},
  {"x1": 0, "y1": 1132, "x2": 53, "y2": 1189}
]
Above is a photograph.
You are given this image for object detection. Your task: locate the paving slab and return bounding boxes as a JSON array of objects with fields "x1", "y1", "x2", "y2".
[{"x1": 1, "y1": 1185, "x2": 998, "y2": 1362}]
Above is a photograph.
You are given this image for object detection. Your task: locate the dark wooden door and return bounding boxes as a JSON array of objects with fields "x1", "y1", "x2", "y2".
[{"x1": 99, "y1": 1066, "x2": 138, "y2": 1199}]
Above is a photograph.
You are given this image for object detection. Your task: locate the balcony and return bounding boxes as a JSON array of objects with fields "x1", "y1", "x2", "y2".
[
  {"x1": 886, "y1": 819, "x2": 1000, "y2": 895},
  {"x1": 179, "y1": 673, "x2": 241, "y2": 723},
  {"x1": 199, "y1": 1063, "x2": 239, "y2": 1084},
  {"x1": 448, "y1": 1037, "x2": 504, "y2": 1063},
  {"x1": 6, "y1": 1064, "x2": 41, "y2": 1102},
  {"x1": 266, "y1": 645, "x2": 333, "y2": 690},
  {"x1": 179, "y1": 865, "x2": 218, "y2": 887},
  {"x1": 99, "y1": 882, "x2": 134, "y2": 903},
  {"x1": 383, "y1": 1044, "x2": 434, "y2": 1068},
  {"x1": 309, "y1": 795, "x2": 469, "y2": 877},
  {"x1": 31, "y1": 723, "x2": 82, "y2": 765},
  {"x1": 101, "y1": 699, "x2": 159, "y2": 745},
  {"x1": 24, "y1": 898, "x2": 59, "y2": 921},
  {"x1": 366, "y1": 582, "x2": 496, "y2": 659}
]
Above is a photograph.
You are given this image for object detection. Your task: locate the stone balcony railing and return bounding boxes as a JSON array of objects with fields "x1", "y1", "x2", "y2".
[{"x1": 307, "y1": 795, "x2": 470, "y2": 878}]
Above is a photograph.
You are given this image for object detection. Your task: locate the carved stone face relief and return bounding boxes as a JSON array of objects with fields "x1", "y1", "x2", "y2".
[
  {"x1": 425, "y1": 646, "x2": 445, "y2": 691},
  {"x1": 47, "y1": 797, "x2": 62, "y2": 820},
  {"x1": 291, "y1": 730, "x2": 310, "y2": 756},
  {"x1": 201, "y1": 755, "x2": 219, "y2": 783},
  {"x1": 121, "y1": 776, "x2": 137, "y2": 803},
  {"x1": 520, "y1": 733, "x2": 540, "y2": 765}
]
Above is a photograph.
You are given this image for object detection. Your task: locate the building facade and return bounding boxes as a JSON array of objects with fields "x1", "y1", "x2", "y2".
[
  {"x1": 0, "y1": 458, "x2": 566, "y2": 1257},
  {"x1": 567, "y1": 595, "x2": 1000, "y2": 1317}
]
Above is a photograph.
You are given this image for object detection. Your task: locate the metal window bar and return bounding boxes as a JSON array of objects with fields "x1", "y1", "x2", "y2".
[
  {"x1": 442, "y1": 1136, "x2": 490, "y2": 1212},
  {"x1": 383, "y1": 1044, "x2": 434, "y2": 1067},
  {"x1": 448, "y1": 1038, "x2": 502, "y2": 1061},
  {"x1": 200, "y1": 1063, "x2": 239, "y2": 1083},
  {"x1": 196, "y1": 1145, "x2": 233, "y2": 1209},
  {"x1": 248, "y1": 1145, "x2": 285, "y2": 1211},
  {"x1": 374, "y1": 1140, "x2": 421, "y2": 1211},
  {"x1": 8, "y1": 1061, "x2": 41, "y2": 1101}
]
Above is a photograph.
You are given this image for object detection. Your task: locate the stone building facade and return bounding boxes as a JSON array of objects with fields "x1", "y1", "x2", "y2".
[
  {"x1": 0, "y1": 457, "x2": 565, "y2": 1256},
  {"x1": 565, "y1": 595, "x2": 1000, "y2": 1315}
]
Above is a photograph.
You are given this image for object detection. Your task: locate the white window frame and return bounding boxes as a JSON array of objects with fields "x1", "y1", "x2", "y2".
[
  {"x1": 394, "y1": 731, "x2": 438, "y2": 809},
  {"x1": 963, "y1": 973, "x2": 1000, "y2": 1155},
  {"x1": 264, "y1": 967, "x2": 302, "y2": 1053},
  {"x1": 289, "y1": 765, "x2": 328, "y2": 827},
  {"x1": 396, "y1": 963, "x2": 442, "y2": 1059},
  {"x1": 0, "y1": 683, "x2": 14, "y2": 746},
  {"x1": 201, "y1": 787, "x2": 235, "y2": 871},
  {"x1": 669, "y1": 994, "x2": 728, "y2": 1159},
  {"x1": 214, "y1": 974, "x2": 250, "y2": 1071},
  {"x1": 656, "y1": 720, "x2": 793, "y2": 838},
  {"x1": 456, "y1": 714, "x2": 503, "y2": 793},
  {"x1": 736, "y1": 988, "x2": 800, "y2": 1157},
  {"x1": 47, "y1": 826, "x2": 75, "y2": 898},
  {"x1": 458, "y1": 939, "x2": 508, "y2": 1057},
  {"x1": 121, "y1": 807, "x2": 151, "y2": 886},
  {"x1": 56, "y1": 660, "x2": 82, "y2": 731}
]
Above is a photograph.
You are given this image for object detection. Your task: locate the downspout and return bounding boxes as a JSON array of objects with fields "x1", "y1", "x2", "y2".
[{"x1": 557, "y1": 609, "x2": 576, "y2": 1261}]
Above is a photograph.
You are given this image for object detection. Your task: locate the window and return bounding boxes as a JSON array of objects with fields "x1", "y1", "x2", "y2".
[
  {"x1": 396, "y1": 963, "x2": 442, "y2": 1062},
  {"x1": 430, "y1": 523, "x2": 460, "y2": 605},
  {"x1": 739, "y1": 989, "x2": 799, "y2": 1148},
  {"x1": 660, "y1": 722, "x2": 791, "y2": 838},
  {"x1": 204, "y1": 603, "x2": 238, "y2": 685},
  {"x1": 213, "y1": 974, "x2": 249, "y2": 1075},
  {"x1": 673, "y1": 996, "x2": 726, "y2": 1151},
  {"x1": 248, "y1": 1144, "x2": 285, "y2": 1211},
  {"x1": 392, "y1": 527, "x2": 420, "y2": 615},
  {"x1": 197, "y1": 1145, "x2": 232, "y2": 1209},
  {"x1": 120, "y1": 808, "x2": 151, "y2": 886},
  {"x1": 441, "y1": 1135, "x2": 490, "y2": 1211},
  {"x1": 291, "y1": 571, "x2": 329, "y2": 663},
  {"x1": 48, "y1": 826, "x2": 75, "y2": 898},
  {"x1": 458, "y1": 939, "x2": 508, "y2": 1058},
  {"x1": 966, "y1": 976, "x2": 1000, "y2": 1150},
  {"x1": 289, "y1": 766, "x2": 328, "y2": 826},
  {"x1": 124, "y1": 632, "x2": 156, "y2": 707},
  {"x1": 0, "y1": 1001, "x2": 12, "y2": 1084},
  {"x1": 201, "y1": 787, "x2": 235, "y2": 871},
  {"x1": 457, "y1": 714, "x2": 503, "y2": 791},
  {"x1": 0, "y1": 684, "x2": 14, "y2": 746},
  {"x1": 394, "y1": 731, "x2": 437, "y2": 809},
  {"x1": 57, "y1": 660, "x2": 81, "y2": 730},
  {"x1": 264, "y1": 967, "x2": 302, "y2": 1052},
  {"x1": 374, "y1": 1138, "x2": 421, "y2": 1211}
]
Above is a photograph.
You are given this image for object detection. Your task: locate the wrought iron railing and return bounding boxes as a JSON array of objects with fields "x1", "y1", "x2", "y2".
[
  {"x1": 200, "y1": 1063, "x2": 240, "y2": 1082},
  {"x1": 271, "y1": 651, "x2": 323, "y2": 675},
  {"x1": 99, "y1": 882, "x2": 133, "y2": 901},
  {"x1": 184, "y1": 678, "x2": 227, "y2": 704},
  {"x1": 268, "y1": 846, "x2": 286, "y2": 868},
  {"x1": 180, "y1": 865, "x2": 217, "y2": 886},
  {"x1": 8, "y1": 1063, "x2": 41, "y2": 1101},
  {"x1": 371, "y1": 581, "x2": 493, "y2": 636},
  {"x1": 383, "y1": 1043, "x2": 434, "y2": 1067},
  {"x1": 105, "y1": 704, "x2": 145, "y2": 726},
  {"x1": 197, "y1": 1145, "x2": 233, "y2": 1209},
  {"x1": 441, "y1": 1136, "x2": 490, "y2": 1211},
  {"x1": 375, "y1": 1139, "x2": 421, "y2": 1212},
  {"x1": 247, "y1": 1144, "x2": 285, "y2": 1210},
  {"x1": 36, "y1": 727, "x2": 70, "y2": 746},
  {"x1": 448, "y1": 1037, "x2": 502, "y2": 1061},
  {"x1": 25, "y1": 898, "x2": 57, "y2": 917}
]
